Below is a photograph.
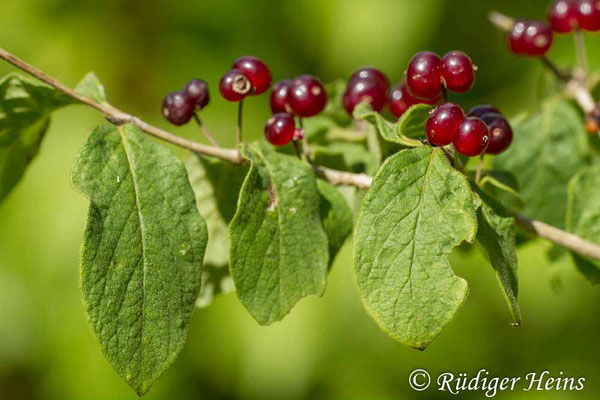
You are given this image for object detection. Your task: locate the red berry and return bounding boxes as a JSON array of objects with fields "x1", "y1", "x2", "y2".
[
  {"x1": 288, "y1": 75, "x2": 327, "y2": 117},
  {"x1": 522, "y1": 20, "x2": 553, "y2": 56},
  {"x1": 406, "y1": 51, "x2": 443, "y2": 100},
  {"x1": 577, "y1": 0, "x2": 600, "y2": 31},
  {"x1": 480, "y1": 113, "x2": 513, "y2": 155},
  {"x1": 509, "y1": 19, "x2": 529, "y2": 54},
  {"x1": 468, "y1": 104, "x2": 500, "y2": 118},
  {"x1": 264, "y1": 113, "x2": 295, "y2": 146},
  {"x1": 183, "y1": 79, "x2": 209, "y2": 109},
  {"x1": 425, "y1": 103, "x2": 465, "y2": 146},
  {"x1": 270, "y1": 79, "x2": 293, "y2": 114},
  {"x1": 162, "y1": 92, "x2": 194, "y2": 126},
  {"x1": 219, "y1": 69, "x2": 252, "y2": 102},
  {"x1": 349, "y1": 68, "x2": 389, "y2": 91},
  {"x1": 389, "y1": 82, "x2": 441, "y2": 118},
  {"x1": 343, "y1": 78, "x2": 387, "y2": 115},
  {"x1": 232, "y1": 56, "x2": 272, "y2": 95},
  {"x1": 453, "y1": 117, "x2": 490, "y2": 156},
  {"x1": 549, "y1": 0, "x2": 579, "y2": 33},
  {"x1": 441, "y1": 51, "x2": 475, "y2": 93}
]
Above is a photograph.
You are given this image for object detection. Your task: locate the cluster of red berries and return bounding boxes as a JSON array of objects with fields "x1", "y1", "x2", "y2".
[
  {"x1": 507, "y1": 0, "x2": 600, "y2": 57},
  {"x1": 162, "y1": 79, "x2": 209, "y2": 126},
  {"x1": 426, "y1": 104, "x2": 513, "y2": 156}
]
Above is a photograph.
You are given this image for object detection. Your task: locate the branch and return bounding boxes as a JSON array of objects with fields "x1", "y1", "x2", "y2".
[{"x1": 1, "y1": 47, "x2": 600, "y2": 262}]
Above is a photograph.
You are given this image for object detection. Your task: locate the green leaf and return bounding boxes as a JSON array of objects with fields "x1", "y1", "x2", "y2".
[
  {"x1": 479, "y1": 170, "x2": 524, "y2": 209},
  {"x1": 472, "y1": 185, "x2": 521, "y2": 325},
  {"x1": 354, "y1": 146, "x2": 476, "y2": 349},
  {"x1": 229, "y1": 142, "x2": 329, "y2": 324},
  {"x1": 396, "y1": 103, "x2": 434, "y2": 138},
  {"x1": 75, "y1": 72, "x2": 107, "y2": 103},
  {"x1": 353, "y1": 102, "x2": 422, "y2": 147},
  {"x1": 566, "y1": 166, "x2": 600, "y2": 284},
  {"x1": 312, "y1": 142, "x2": 377, "y2": 174},
  {"x1": 0, "y1": 74, "x2": 74, "y2": 202},
  {"x1": 493, "y1": 99, "x2": 589, "y2": 228},
  {"x1": 317, "y1": 179, "x2": 353, "y2": 267},
  {"x1": 72, "y1": 124, "x2": 208, "y2": 396},
  {"x1": 186, "y1": 155, "x2": 248, "y2": 307}
]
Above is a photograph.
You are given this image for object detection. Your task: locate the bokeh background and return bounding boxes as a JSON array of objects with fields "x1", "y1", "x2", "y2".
[{"x1": 1, "y1": 0, "x2": 600, "y2": 399}]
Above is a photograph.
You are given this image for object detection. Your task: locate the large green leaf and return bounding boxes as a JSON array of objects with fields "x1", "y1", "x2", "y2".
[
  {"x1": 317, "y1": 179, "x2": 353, "y2": 267},
  {"x1": 472, "y1": 186, "x2": 521, "y2": 325},
  {"x1": 0, "y1": 74, "x2": 74, "y2": 202},
  {"x1": 566, "y1": 166, "x2": 600, "y2": 284},
  {"x1": 229, "y1": 142, "x2": 329, "y2": 325},
  {"x1": 354, "y1": 146, "x2": 476, "y2": 349},
  {"x1": 493, "y1": 99, "x2": 589, "y2": 228},
  {"x1": 72, "y1": 124, "x2": 208, "y2": 395},
  {"x1": 186, "y1": 155, "x2": 248, "y2": 307}
]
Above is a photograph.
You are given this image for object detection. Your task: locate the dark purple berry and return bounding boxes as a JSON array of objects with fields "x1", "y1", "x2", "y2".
[
  {"x1": 232, "y1": 56, "x2": 272, "y2": 95},
  {"x1": 406, "y1": 51, "x2": 443, "y2": 100},
  {"x1": 549, "y1": 0, "x2": 579, "y2": 33},
  {"x1": 219, "y1": 69, "x2": 252, "y2": 102},
  {"x1": 265, "y1": 113, "x2": 295, "y2": 146},
  {"x1": 480, "y1": 113, "x2": 513, "y2": 155},
  {"x1": 441, "y1": 51, "x2": 475, "y2": 93},
  {"x1": 343, "y1": 78, "x2": 387, "y2": 115},
  {"x1": 270, "y1": 79, "x2": 293, "y2": 114},
  {"x1": 349, "y1": 68, "x2": 389, "y2": 91},
  {"x1": 468, "y1": 104, "x2": 500, "y2": 118},
  {"x1": 578, "y1": 0, "x2": 600, "y2": 31},
  {"x1": 425, "y1": 103, "x2": 465, "y2": 146},
  {"x1": 453, "y1": 117, "x2": 490, "y2": 156},
  {"x1": 389, "y1": 82, "x2": 441, "y2": 118},
  {"x1": 162, "y1": 92, "x2": 194, "y2": 126},
  {"x1": 183, "y1": 79, "x2": 209, "y2": 109},
  {"x1": 288, "y1": 75, "x2": 327, "y2": 117}
]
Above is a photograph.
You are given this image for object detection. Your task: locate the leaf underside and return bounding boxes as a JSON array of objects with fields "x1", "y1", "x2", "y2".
[
  {"x1": 72, "y1": 123, "x2": 207, "y2": 395},
  {"x1": 354, "y1": 146, "x2": 476, "y2": 350},
  {"x1": 229, "y1": 142, "x2": 329, "y2": 325}
]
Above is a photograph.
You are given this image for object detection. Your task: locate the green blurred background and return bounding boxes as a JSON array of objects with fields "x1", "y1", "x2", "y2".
[{"x1": 1, "y1": 0, "x2": 600, "y2": 399}]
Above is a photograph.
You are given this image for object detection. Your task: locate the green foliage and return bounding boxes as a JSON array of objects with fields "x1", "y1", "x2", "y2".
[
  {"x1": 566, "y1": 166, "x2": 600, "y2": 284},
  {"x1": 317, "y1": 179, "x2": 353, "y2": 267},
  {"x1": 479, "y1": 170, "x2": 524, "y2": 209},
  {"x1": 71, "y1": 124, "x2": 208, "y2": 395},
  {"x1": 493, "y1": 99, "x2": 589, "y2": 228},
  {"x1": 75, "y1": 72, "x2": 108, "y2": 103},
  {"x1": 353, "y1": 102, "x2": 423, "y2": 147},
  {"x1": 228, "y1": 142, "x2": 329, "y2": 325},
  {"x1": 0, "y1": 74, "x2": 74, "y2": 203},
  {"x1": 396, "y1": 103, "x2": 434, "y2": 138},
  {"x1": 472, "y1": 185, "x2": 521, "y2": 325},
  {"x1": 354, "y1": 146, "x2": 476, "y2": 349}
]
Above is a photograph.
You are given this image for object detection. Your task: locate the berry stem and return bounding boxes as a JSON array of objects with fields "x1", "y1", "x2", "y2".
[
  {"x1": 475, "y1": 154, "x2": 485, "y2": 184},
  {"x1": 574, "y1": 29, "x2": 589, "y2": 79},
  {"x1": 292, "y1": 141, "x2": 302, "y2": 159},
  {"x1": 193, "y1": 112, "x2": 221, "y2": 147},
  {"x1": 441, "y1": 85, "x2": 448, "y2": 102},
  {"x1": 236, "y1": 100, "x2": 244, "y2": 147},
  {"x1": 539, "y1": 56, "x2": 570, "y2": 82},
  {"x1": 2, "y1": 46, "x2": 600, "y2": 262},
  {"x1": 298, "y1": 117, "x2": 311, "y2": 160}
]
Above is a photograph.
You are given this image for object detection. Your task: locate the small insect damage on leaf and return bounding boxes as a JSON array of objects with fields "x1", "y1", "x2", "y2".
[{"x1": 266, "y1": 183, "x2": 278, "y2": 212}]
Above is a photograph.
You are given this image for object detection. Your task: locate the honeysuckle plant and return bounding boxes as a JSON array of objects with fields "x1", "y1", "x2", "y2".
[{"x1": 2, "y1": 2, "x2": 600, "y2": 394}]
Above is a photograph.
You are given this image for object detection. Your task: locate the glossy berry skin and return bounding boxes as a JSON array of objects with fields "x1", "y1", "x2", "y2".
[
  {"x1": 509, "y1": 19, "x2": 529, "y2": 54},
  {"x1": 288, "y1": 75, "x2": 327, "y2": 117},
  {"x1": 406, "y1": 51, "x2": 443, "y2": 100},
  {"x1": 264, "y1": 113, "x2": 295, "y2": 146},
  {"x1": 578, "y1": 0, "x2": 600, "y2": 31},
  {"x1": 510, "y1": 20, "x2": 553, "y2": 56},
  {"x1": 425, "y1": 103, "x2": 465, "y2": 146},
  {"x1": 480, "y1": 113, "x2": 513, "y2": 155},
  {"x1": 389, "y1": 82, "x2": 441, "y2": 118},
  {"x1": 270, "y1": 79, "x2": 293, "y2": 114},
  {"x1": 549, "y1": 0, "x2": 579, "y2": 33},
  {"x1": 162, "y1": 92, "x2": 194, "y2": 126},
  {"x1": 232, "y1": 56, "x2": 272, "y2": 95},
  {"x1": 468, "y1": 104, "x2": 500, "y2": 119},
  {"x1": 441, "y1": 51, "x2": 475, "y2": 93},
  {"x1": 219, "y1": 69, "x2": 252, "y2": 102},
  {"x1": 183, "y1": 79, "x2": 209, "y2": 109},
  {"x1": 349, "y1": 68, "x2": 389, "y2": 91},
  {"x1": 453, "y1": 117, "x2": 490, "y2": 156},
  {"x1": 343, "y1": 78, "x2": 387, "y2": 115}
]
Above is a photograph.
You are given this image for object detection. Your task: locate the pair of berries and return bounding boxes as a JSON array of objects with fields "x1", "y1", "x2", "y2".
[
  {"x1": 509, "y1": 20, "x2": 554, "y2": 56},
  {"x1": 388, "y1": 81, "x2": 441, "y2": 118},
  {"x1": 219, "y1": 56, "x2": 272, "y2": 102},
  {"x1": 549, "y1": 0, "x2": 600, "y2": 33},
  {"x1": 342, "y1": 67, "x2": 390, "y2": 115},
  {"x1": 265, "y1": 75, "x2": 327, "y2": 146},
  {"x1": 425, "y1": 103, "x2": 513, "y2": 156},
  {"x1": 162, "y1": 79, "x2": 209, "y2": 126}
]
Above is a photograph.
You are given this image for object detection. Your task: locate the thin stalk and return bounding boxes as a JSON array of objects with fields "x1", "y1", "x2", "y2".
[
  {"x1": 236, "y1": 100, "x2": 244, "y2": 147},
  {"x1": 475, "y1": 154, "x2": 485, "y2": 184},
  {"x1": 193, "y1": 113, "x2": 220, "y2": 147}
]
